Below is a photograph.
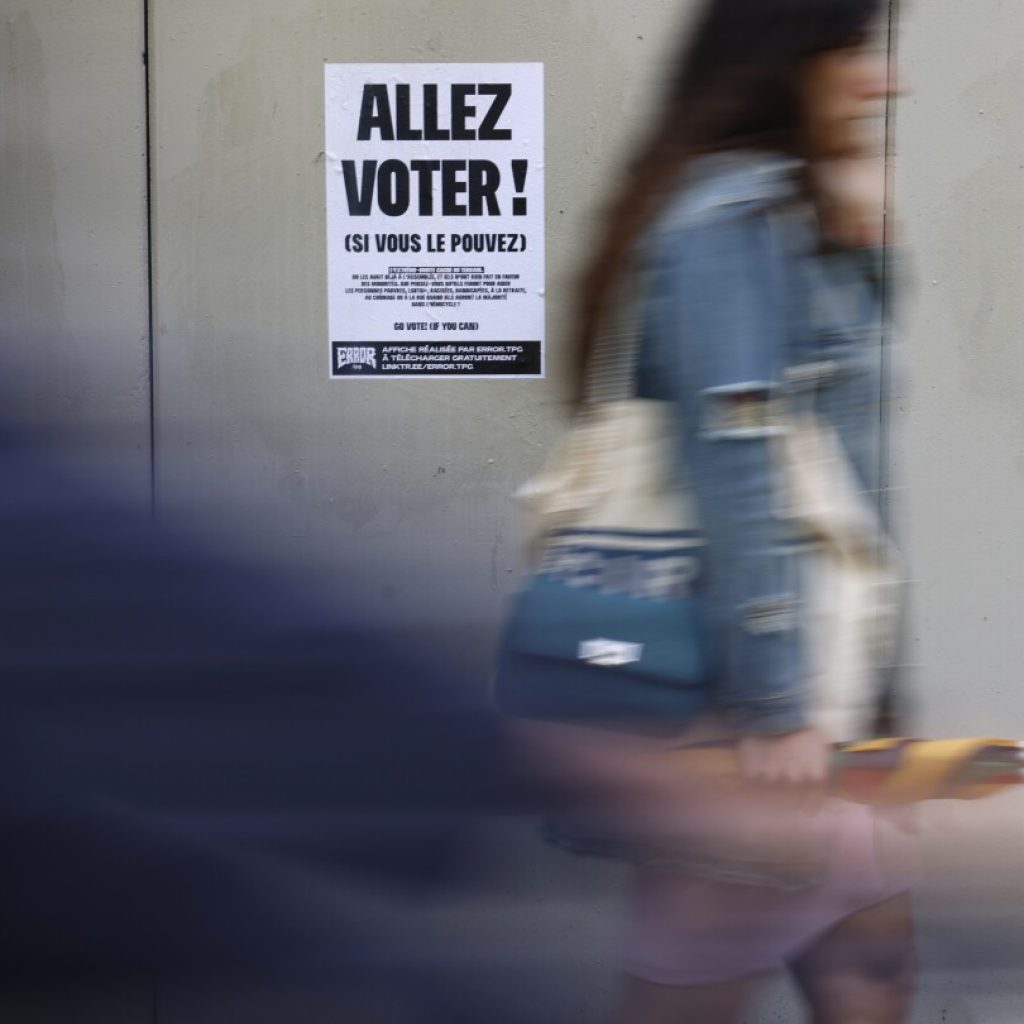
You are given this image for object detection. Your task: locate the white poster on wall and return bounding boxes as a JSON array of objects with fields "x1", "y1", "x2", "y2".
[{"x1": 325, "y1": 63, "x2": 545, "y2": 378}]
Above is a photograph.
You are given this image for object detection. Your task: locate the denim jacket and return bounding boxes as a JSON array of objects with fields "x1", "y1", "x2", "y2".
[{"x1": 634, "y1": 151, "x2": 893, "y2": 735}]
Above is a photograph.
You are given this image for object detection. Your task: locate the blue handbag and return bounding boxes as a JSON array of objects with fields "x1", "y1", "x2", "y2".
[{"x1": 495, "y1": 527, "x2": 713, "y2": 726}]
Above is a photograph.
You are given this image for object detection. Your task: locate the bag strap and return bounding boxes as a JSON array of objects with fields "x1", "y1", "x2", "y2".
[{"x1": 581, "y1": 264, "x2": 645, "y2": 408}]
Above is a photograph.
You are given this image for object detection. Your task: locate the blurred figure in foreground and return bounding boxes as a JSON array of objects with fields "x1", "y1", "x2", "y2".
[
  {"x1": 500, "y1": 0, "x2": 918, "y2": 1021},
  {"x1": 0, "y1": 423, "x2": 548, "y2": 1021}
]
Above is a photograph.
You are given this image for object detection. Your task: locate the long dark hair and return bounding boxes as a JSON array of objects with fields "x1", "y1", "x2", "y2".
[{"x1": 573, "y1": 0, "x2": 884, "y2": 403}]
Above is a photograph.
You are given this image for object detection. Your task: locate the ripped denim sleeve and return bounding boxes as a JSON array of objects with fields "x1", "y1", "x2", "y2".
[
  {"x1": 647, "y1": 207, "x2": 808, "y2": 734},
  {"x1": 690, "y1": 391, "x2": 806, "y2": 734},
  {"x1": 700, "y1": 383, "x2": 788, "y2": 441}
]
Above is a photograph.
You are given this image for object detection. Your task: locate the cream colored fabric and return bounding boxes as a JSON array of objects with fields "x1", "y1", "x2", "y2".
[
  {"x1": 779, "y1": 412, "x2": 903, "y2": 741},
  {"x1": 516, "y1": 398, "x2": 698, "y2": 542}
]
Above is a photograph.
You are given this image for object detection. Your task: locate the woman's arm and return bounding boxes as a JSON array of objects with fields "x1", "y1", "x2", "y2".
[
  {"x1": 651, "y1": 206, "x2": 830, "y2": 784},
  {"x1": 649, "y1": 205, "x2": 827, "y2": 783}
]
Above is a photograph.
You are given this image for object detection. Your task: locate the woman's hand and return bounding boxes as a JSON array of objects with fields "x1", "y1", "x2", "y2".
[{"x1": 736, "y1": 726, "x2": 831, "y2": 789}]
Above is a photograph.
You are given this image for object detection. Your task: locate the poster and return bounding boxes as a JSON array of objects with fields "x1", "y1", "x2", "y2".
[{"x1": 325, "y1": 63, "x2": 545, "y2": 378}]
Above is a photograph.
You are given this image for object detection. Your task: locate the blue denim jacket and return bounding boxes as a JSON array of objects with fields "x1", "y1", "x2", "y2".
[{"x1": 634, "y1": 151, "x2": 891, "y2": 735}]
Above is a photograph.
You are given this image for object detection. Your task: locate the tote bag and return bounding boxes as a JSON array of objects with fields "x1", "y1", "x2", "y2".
[{"x1": 494, "y1": 270, "x2": 715, "y2": 728}]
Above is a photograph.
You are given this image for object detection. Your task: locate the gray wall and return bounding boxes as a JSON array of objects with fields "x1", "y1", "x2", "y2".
[
  {"x1": 890, "y1": 4, "x2": 1024, "y2": 1019},
  {"x1": 895, "y1": 0, "x2": 1024, "y2": 739},
  {"x1": 148, "y1": 0, "x2": 692, "y2": 654},
  {"x1": 3, "y1": 0, "x2": 1024, "y2": 1020},
  {"x1": 0, "y1": 0, "x2": 150, "y2": 502}
]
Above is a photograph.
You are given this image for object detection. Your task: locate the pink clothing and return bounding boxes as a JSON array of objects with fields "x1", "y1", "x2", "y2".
[{"x1": 623, "y1": 800, "x2": 917, "y2": 986}]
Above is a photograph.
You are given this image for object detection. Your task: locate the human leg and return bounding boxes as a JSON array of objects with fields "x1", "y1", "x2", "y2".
[{"x1": 788, "y1": 893, "x2": 916, "y2": 1024}]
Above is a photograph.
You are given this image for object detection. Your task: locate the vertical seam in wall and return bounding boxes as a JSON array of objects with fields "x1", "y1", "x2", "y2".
[
  {"x1": 143, "y1": 0, "x2": 157, "y2": 517},
  {"x1": 879, "y1": 0, "x2": 900, "y2": 532},
  {"x1": 142, "y1": 36, "x2": 161, "y2": 1016}
]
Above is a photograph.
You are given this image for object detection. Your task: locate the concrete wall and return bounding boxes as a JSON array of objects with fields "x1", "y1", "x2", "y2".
[
  {"x1": 890, "y1": 4, "x2": 1024, "y2": 1019},
  {"x1": 147, "y1": 0, "x2": 692, "y2": 659},
  {"x1": 0, "y1": 0, "x2": 150, "y2": 501},
  {"x1": 894, "y1": 0, "x2": 1024, "y2": 741}
]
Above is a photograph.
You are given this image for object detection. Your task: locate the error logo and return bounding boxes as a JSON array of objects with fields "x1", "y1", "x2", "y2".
[{"x1": 332, "y1": 344, "x2": 379, "y2": 374}]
